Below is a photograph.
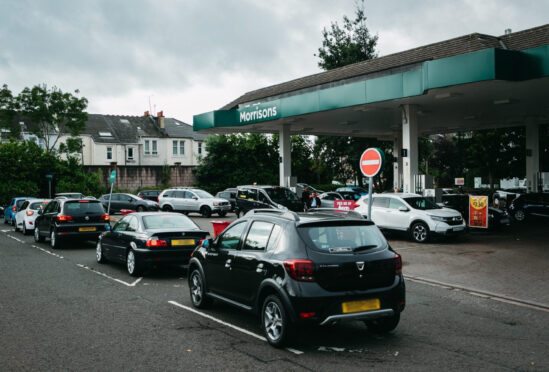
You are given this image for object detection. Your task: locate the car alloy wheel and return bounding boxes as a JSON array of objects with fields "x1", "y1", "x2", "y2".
[
  {"x1": 513, "y1": 209, "x2": 525, "y2": 222},
  {"x1": 189, "y1": 269, "x2": 211, "y2": 308},
  {"x1": 13, "y1": 221, "x2": 18, "y2": 232},
  {"x1": 411, "y1": 222, "x2": 429, "y2": 243},
  {"x1": 50, "y1": 230, "x2": 60, "y2": 249},
  {"x1": 126, "y1": 249, "x2": 142, "y2": 276},
  {"x1": 34, "y1": 227, "x2": 44, "y2": 242},
  {"x1": 200, "y1": 206, "x2": 212, "y2": 218},
  {"x1": 261, "y1": 295, "x2": 292, "y2": 347},
  {"x1": 162, "y1": 205, "x2": 173, "y2": 212},
  {"x1": 96, "y1": 241, "x2": 106, "y2": 263}
]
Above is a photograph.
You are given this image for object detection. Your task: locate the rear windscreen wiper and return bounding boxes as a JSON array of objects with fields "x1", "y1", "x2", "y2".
[{"x1": 353, "y1": 245, "x2": 377, "y2": 252}]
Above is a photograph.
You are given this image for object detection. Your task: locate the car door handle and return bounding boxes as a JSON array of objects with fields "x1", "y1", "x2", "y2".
[
  {"x1": 256, "y1": 263, "x2": 266, "y2": 274},
  {"x1": 241, "y1": 254, "x2": 255, "y2": 260},
  {"x1": 225, "y1": 258, "x2": 232, "y2": 269}
]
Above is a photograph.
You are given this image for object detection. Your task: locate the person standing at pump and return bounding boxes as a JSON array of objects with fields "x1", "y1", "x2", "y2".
[{"x1": 309, "y1": 193, "x2": 320, "y2": 209}]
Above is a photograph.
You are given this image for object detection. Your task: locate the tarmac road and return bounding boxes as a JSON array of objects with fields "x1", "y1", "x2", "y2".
[{"x1": 0, "y1": 217, "x2": 548, "y2": 371}]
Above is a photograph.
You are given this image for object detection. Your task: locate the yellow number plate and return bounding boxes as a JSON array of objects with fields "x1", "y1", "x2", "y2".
[
  {"x1": 341, "y1": 298, "x2": 380, "y2": 313},
  {"x1": 171, "y1": 239, "x2": 195, "y2": 246},
  {"x1": 79, "y1": 227, "x2": 96, "y2": 232}
]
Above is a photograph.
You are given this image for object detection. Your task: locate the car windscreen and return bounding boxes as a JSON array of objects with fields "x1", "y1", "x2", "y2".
[
  {"x1": 30, "y1": 201, "x2": 49, "y2": 210},
  {"x1": 264, "y1": 187, "x2": 298, "y2": 202},
  {"x1": 16, "y1": 200, "x2": 27, "y2": 209},
  {"x1": 298, "y1": 223, "x2": 386, "y2": 253},
  {"x1": 142, "y1": 214, "x2": 199, "y2": 230},
  {"x1": 403, "y1": 197, "x2": 441, "y2": 210},
  {"x1": 194, "y1": 190, "x2": 214, "y2": 199},
  {"x1": 63, "y1": 201, "x2": 105, "y2": 215}
]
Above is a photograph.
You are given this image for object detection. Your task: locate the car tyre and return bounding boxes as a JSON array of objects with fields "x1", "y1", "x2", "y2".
[
  {"x1": 189, "y1": 269, "x2": 212, "y2": 309},
  {"x1": 365, "y1": 311, "x2": 400, "y2": 333},
  {"x1": 218, "y1": 211, "x2": 227, "y2": 217},
  {"x1": 50, "y1": 229, "x2": 62, "y2": 249},
  {"x1": 96, "y1": 241, "x2": 107, "y2": 263},
  {"x1": 235, "y1": 209, "x2": 241, "y2": 218},
  {"x1": 136, "y1": 205, "x2": 145, "y2": 212},
  {"x1": 200, "y1": 206, "x2": 212, "y2": 218},
  {"x1": 513, "y1": 209, "x2": 526, "y2": 222},
  {"x1": 22, "y1": 223, "x2": 28, "y2": 235},
  {"x1": 410, "y1": 222, "x2": 429, "y2": 243},
  {"x1": 34, "y1": 226, "x2": 45, "y2": 242},
  {"x1": 126, "y1": 249, "x2": 142, "y2": 277},
  {"x1": 13, "y1": 220, "x2": 18, "y2": 232},
  {"x1": 162, "y1": 205, "x2": 173, "y2": 212},
  {"x1": 261, "y1": 295, "x2": 294, "y2": 348}
]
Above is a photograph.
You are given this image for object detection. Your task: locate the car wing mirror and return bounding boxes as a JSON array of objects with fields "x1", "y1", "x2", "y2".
[
  {"x1": 398, "y1": 206, "x2": 409, "y2": 212},
  {"x1": 192, "y1": 196, "x2": 198, "y2": 200},
  {"x1": 38, "y1": 209, "x2": 43, "y2": 215}
]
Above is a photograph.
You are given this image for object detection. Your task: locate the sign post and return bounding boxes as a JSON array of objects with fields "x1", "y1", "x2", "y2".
[
  {"x1": 45, "y1": 173, "x2": 53, "y2": 198},
  {"x1": 107, "y1": 171, "x2": 116, "y2": 214},
  {"x1": 359, "y1": 148, "x2": 385, "y2": 220},
  {"x1": 468, "y1": 195, "x2": 489, "y2": 228}
]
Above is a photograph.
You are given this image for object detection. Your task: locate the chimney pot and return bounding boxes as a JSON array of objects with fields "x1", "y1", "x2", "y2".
[
  {"x1": 144, "y1": 111, "x2": 149, "y2": 116},
  {"x1": 157, "y1": 111, "x2": 164, "y2": 117}
]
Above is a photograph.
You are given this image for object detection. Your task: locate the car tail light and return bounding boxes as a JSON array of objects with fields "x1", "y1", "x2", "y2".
[
  {"x1": 198, "y1": 238, "x2": 206, "y2": 246},
  {"x1": 12, "y1": 206, "x2": 17, "y2": 212},
  {"x1": 26, "y1": 210, "x2": 34, "y2": 216},
  {"x1": 146, "y1": 238, "x2": 168, "y2": 247},
  {"x1": 78, "y1": 200, "x2": 89, "y2": 203},
  {"x1": 395, "y1": 253, "x2": 402, "y2": 275},
  {"x1": 299, "y1": 312, "x2": 316, "y2": 319},
  {"x1": 57, "y1": 215, "x2": 73, "y2": 222},
  {"x1": 139, "y1": 195, "x2": 143, "y2": 198},
  {"x1": 354, "y1": 203, "x2": 360, "y2": 208},
  {"x1": 100, "y1": 214, "x2": 110, "y2": 221},
  {"x1": 283, "y1": 260, "x2": 315, "y2": 282}
]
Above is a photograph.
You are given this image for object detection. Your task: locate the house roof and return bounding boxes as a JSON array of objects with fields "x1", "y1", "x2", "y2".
[
  {"x1": 83, "y1": 114, "x2": 207, "y2": 144},
  {"x1": 220, "y1": 24, "x2": 549, "y2": 110}
]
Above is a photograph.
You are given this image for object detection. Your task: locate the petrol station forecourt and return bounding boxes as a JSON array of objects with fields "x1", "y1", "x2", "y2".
[{"x1": 193, "y1": 25, "x2": 549, "y2": 191}]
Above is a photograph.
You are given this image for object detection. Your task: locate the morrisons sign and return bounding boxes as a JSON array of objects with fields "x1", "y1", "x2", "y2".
[{"x1": 238, "y1": 101, "x2": 280, "y2": 124}]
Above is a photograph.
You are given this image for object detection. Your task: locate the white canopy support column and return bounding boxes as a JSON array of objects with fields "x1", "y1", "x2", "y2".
[
  {"x1": 401, "y1": 105, "x2": 418, "y2": 194},
  {"x1": 525, "y1": 123, "x2": 540, "y2": 192},
  {"x1": 393, "y1": 130, "x2": 403, "y2": 191},
  {"x1": 279, "y1": 124, "x2": 291, "y2": 187}
]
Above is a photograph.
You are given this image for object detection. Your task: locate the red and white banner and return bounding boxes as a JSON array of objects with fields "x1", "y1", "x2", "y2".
[
  {"x1": 469, "y1": 195, "x2": 488, "y2": 228},
  {"x1": 335, "y1": 200, "x2": 355, "y2": 212}
]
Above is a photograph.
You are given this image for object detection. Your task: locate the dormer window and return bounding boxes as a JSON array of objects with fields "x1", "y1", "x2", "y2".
[{"x1": 99, "y1": 131, "x2": 112, "y2": 137}]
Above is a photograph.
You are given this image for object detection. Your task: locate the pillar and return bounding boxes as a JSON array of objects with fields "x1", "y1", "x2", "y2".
[
  {"x1": 401, "y1": 105, "x2": 418, "y2": 194},
  {"x1": 279, "y1": 124, "x2": 291, "y2": 187},
  {"x1": 525, "y1": 124, "x2": 540, "y2": 192},
  {"x1": 393, "y1": 130, "x2": 403, "y2": 191}
]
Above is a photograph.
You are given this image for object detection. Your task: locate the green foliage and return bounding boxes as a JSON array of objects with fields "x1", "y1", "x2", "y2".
[
  {"x1": 160, "y1": 162, "x2": 171, "y2": 186},
  {"x1": 0, "y1": 140, "x2": 103, "y2": 205},
  {"x1": 316, "y1": 0, "x2": 378, "y2": 70},
  {"x1": 0, "y1": 84, "x2": 19, "y2": 139}
]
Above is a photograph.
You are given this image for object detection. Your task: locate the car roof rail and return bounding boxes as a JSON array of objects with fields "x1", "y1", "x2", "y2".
[
  {"x1": 309, "y1": 208, "x2": 365, "y2": 219},
  {"x1": 245, "y1": 208, "x2": 300, "y2": 221}
]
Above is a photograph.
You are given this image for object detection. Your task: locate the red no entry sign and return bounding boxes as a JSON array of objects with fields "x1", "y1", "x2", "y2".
[{"x1": 360, "y1": 148, "x2": 384, "y2": 177}]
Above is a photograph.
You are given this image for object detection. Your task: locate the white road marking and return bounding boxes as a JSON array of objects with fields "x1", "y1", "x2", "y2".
[
  {"x1": 168, "y1": 300, "x2": 304, "y2": 355},
  {"x1": 31, "y1": 245, "x2": 64, "y2": 259},
  {"x1": 405, "y1": 275, "x2": 549, "y2": 313},
  {"x1": 361, "y1": 159, "x2": 380, "y2": 165},
  {"x1": 2, "y1": 229, "x2": 11, "y2": 233},
  {"x1": 76, "y1": 264, "x2": 142, "y2": 287},
  {"x1": 7, "y1": 234, "x2": 25, "y2": 243}
]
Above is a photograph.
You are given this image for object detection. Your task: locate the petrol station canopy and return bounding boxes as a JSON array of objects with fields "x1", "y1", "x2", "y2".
[{"x1": 193, "y1": 25, "x2": 549, "y2": 192}]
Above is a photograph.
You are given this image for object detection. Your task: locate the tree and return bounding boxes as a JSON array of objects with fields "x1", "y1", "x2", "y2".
[
  {"x1": 316, "y1": 0, "x2": 378, "y2": 70},
  {"x1": 16, "y1": 84, "x2": 88, "y2": 152},
  {"x1": 0, "y1": 84, "x2": 19, "y2": 139}
]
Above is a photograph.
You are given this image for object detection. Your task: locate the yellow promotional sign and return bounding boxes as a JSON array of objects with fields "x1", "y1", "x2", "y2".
[{"x1": 469, "y1": 195, "x2": 488, "y2": 228}]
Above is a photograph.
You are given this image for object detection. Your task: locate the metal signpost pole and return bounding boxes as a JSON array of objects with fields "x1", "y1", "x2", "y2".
[
  {"x1": 367, "y1": 177, "x2": 373, "y2": 221},
  {"x1": 107, "y1": 170, "x2": 116, "y2": 215}
]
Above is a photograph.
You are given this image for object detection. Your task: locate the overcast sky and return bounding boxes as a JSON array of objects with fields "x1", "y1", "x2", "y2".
[{"x1": 1, "y1": 0, "x2": 548, "y2": 123}]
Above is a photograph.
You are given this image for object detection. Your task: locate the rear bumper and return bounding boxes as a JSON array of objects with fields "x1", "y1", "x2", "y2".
[
  {"x1": 211, "y1": 205, "x2": 231, "y2": 212},
  {"x1": 134, "y1": 248, "x2": 195, "y2": 265},
  {"x1": 56, "y1": 224, "x2": 110, "y2": 240},
  {"x1": 432, "y1": 222, "x2": 466, "y2": 235},
  {"x1": 289, "y1": 276, "x2": 405, "y2": 325}
]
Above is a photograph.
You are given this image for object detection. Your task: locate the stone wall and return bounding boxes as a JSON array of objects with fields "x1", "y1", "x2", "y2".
[{"x1": 83, "y1": 165, "x2": 196, "y2": 191}]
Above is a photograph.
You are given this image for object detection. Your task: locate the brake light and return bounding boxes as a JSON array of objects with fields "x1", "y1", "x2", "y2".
[
  {"x1": 283, "y1": 260, "x2": 315, "y2": 282},
  {"x1": 354, "y1": 203, "x2": 360, "y2": 208},
  {"x1": 26, "y1": 210, "x2": 34, "y2": 216},
  {"x1": 100, "y1": 214, "x2": 110, "y2": 221},
  {"x1": 12, "y1": 206, "x2": 16, "y2": 212},
  {"x1": 299, "y1": 312, "x2": 316, "y2": 319},
  {"x1": 157, "y1": 196, "x2": 159, "y2": 202},
  {"x1": 139, "y1": 195, "x2": 143, "y2": 198},
  {"x1": 78, "y1": 200, "x2": 89, "y2": 203},
  {"x1": 395, "y1": 253, "x2": 402, "y2": 275},
  {"x1": 57, "y1": 215, "x2": 73, "y2": 222},
  {"x1": 146, "y1": 238, "x2": 168, "y2": 247}
]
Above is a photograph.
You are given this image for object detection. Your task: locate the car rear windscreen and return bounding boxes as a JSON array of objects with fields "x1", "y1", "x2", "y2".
[
  {"x1": 143, "y1": 214, "x2": 198, "y2": 230},
  {"x1": 30, "y1": 201, "x2": 49, "y2": 210},
  {"x1": 63, "y1": 201, "x2": 105, "y2": 215},
  {"x1": 298, "y1": 223, "x2": 386, "y2": 253}
]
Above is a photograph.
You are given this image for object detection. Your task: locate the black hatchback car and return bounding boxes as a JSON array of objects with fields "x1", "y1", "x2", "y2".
[
  {"x1": 34, "y1": 199, "x2": 110, "y2": 248},
  {"x1": 188, "y1": 209, "x2": 405, "y2": 347},
  {"x1": 235, "y1": 185, "x2": 304, "y2": 216},
  {"x1": 137, "y1": 190, "x2": 162, "y2": 202},
  {"x1": 100, "y1": 193, "x2": 160, "y2": 213},
  {"x1": 508, "y1": 192, "x2": 549, "y2": 221},
  {"x1": 97, "y1": 212, "x2": 209, "y2": 276}
]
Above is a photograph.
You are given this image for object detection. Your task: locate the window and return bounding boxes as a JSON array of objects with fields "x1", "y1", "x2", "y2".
[
  {"x1": 152, "y1": 140, "x2": 158, "y2": 155},
  {"x1": 173, "y1": 140, "x2": 185, "y2": 156},
  {"x1": 127, "y1": 147, "x2": 134, "y2": 160},
  {"x1": 300, "y1": 223, "x2": 385, "y2": 252},
  {"x1": 218, "y1": 222, "x2": 246, "y2": 250},
  {"x1": 179, "y1": 141, "x2": 185, "y2": 155},
  {"x1": 183, "y1": 191, "x2": 195, "y2": 199},
  {"x1": 243, "y1": 221, "x2": 274, "y2": 251},
  {"x1": 238, "y1": 189, "x2": 257, "y2": 201},
  {"x1": 372, "y1": 197, "x2": 389, "y2": 208},
  {"x1": 389, "y1": 198, "x2": 406, "y2": 210},
  {"x1": 144, "y1": 140, "x2": 150, "y2": 155},
  {"x1": 126, "y1": 216, "x2": 139, "y2": 232},
  {"x1": 198, "y1": 142, "x2": 202, "y2": 155},
  {"x1": 107, "y1": 147, "x2": 112, "y2": 160},
  {"x1": 113, "y1": 217, "x2": 130, "y2": 232},
  {"x1": 266, "y1": 224, "x2": 282, "y2": 251},
  {"x1": 173, "y1": 140, "x2": 177, "y2": 155}
]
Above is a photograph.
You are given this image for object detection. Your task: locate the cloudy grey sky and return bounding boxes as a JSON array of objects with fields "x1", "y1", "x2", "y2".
[{"x1": 1, "y1": 0, "x2": 548, "y2": 123}]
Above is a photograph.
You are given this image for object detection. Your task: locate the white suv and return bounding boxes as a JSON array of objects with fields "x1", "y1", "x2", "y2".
[
  {"x1": 355, "y1": 193, "x2": 465, "y2": 243},
  {"x1": 158, "y1": 188, "x2": 231, "y2": 217}
]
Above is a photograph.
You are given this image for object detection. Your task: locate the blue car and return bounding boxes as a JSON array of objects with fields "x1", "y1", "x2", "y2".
[
  {"x1": 4, "y1": 197, "x2": 35, "y2": 225},
  {"x1": 336, "y1": 187, "x2": 368, "y2": 196}
]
